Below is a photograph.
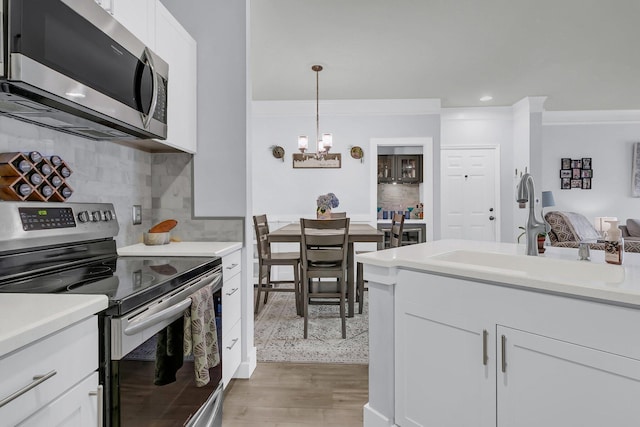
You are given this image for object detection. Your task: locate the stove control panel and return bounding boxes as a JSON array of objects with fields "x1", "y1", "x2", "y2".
[{"x1": 19, "y1": 207, "x2": 77, "y2": 231}]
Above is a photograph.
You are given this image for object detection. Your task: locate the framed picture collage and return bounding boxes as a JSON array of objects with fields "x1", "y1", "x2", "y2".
[{"x1": 560, "y1": 157, "x2": 592, "y2": 190}]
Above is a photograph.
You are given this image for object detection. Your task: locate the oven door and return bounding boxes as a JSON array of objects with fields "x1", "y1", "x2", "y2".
[{"x1": 108, "y1": 270, "x2": 223, "y2": 427}]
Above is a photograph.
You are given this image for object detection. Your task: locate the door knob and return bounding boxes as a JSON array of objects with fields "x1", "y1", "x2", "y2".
[
  {"x1": 489, "y1": 208, "x2": 494, "y2": 212},
  {"x1": 489, "y1": 216, "x2": 495, "y2": 221}
]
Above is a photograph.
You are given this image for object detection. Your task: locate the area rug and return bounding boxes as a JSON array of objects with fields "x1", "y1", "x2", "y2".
[{"x1": 254, "y1": 292, "x2": 369, "y2": 364}]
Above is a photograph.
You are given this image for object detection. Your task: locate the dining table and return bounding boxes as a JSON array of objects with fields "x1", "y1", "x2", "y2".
[{"x1": 268, "y1": 222, "x2": 383, "y2": 317}]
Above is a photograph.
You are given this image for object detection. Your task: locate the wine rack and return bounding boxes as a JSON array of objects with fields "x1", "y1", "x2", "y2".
[{"x1": 0, "y1": 152, "x2": 73, "y2": 201}]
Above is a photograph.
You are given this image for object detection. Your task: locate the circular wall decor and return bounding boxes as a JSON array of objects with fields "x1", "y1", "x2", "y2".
[
  {"x1": 350, "y1": 146, "x2": 364, "y2": 161},
  {"x1": 271, "y1": 145, "x2": 285, "y2": 161}
]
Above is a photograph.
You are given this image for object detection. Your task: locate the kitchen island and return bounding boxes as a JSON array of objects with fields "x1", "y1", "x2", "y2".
[{"x1": 356, "y1": 239, "x2": 640, "y2": 427}]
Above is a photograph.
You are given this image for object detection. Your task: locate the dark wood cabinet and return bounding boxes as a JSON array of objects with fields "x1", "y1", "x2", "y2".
[{"x1": 377, "y1": 155, "x2": 422, "y2": 183}]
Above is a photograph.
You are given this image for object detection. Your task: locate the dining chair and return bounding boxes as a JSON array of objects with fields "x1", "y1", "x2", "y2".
[
  {"x1": 355, "y1": 213, "x2": 404, "y2": 313},
  {"x1": 331, "y1": 212, "x2": 347, "y2": 218},
  {"x1": 253, "y1": 215, "x2": 301, "y2": 315},
  {"x1": 300, "y1": 217, "x2": 350, "y2": 338}
]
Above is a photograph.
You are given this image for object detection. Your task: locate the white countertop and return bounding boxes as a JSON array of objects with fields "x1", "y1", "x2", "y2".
[
  {"x1": 356, "y1": 239, "x2": 640, "y2": 308},
  {"x1": 117, "y1": 241, "x2": 242, "y2": 258},
  {"x1": 0, "y1": 294, "x2": 108, "y2": 358}
]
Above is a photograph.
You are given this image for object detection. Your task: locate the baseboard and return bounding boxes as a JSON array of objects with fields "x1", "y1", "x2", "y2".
[
  {"x1": 363, "y1": 403, "x2": 396, "y2": 427},
  {"x1": 234, "y1": 346, "x2": 257, "y2": 379}
]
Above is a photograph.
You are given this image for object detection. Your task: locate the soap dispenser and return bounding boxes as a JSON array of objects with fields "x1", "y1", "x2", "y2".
[{"x1": 604, "y1": 220, "x2": 624, "y2": 265}]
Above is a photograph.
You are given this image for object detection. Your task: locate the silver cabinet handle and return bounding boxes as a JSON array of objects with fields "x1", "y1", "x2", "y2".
[
  {"x1": 89, "y1": 385, "x2": 104, "y2": 427},
  {"x1": 226, "y1": 263, "x2": 239, "y2": 270},
  {"x1": 482, "y1": 330, "x2": 488, "y2": 366},
  {"x1": 226, "y1": 338, "x2": 239, "y2": 350},
  {"x1": 0, "y1": 370, "x2": 57, "y2": 408},
  {"x1": 225, "y1": 287, "x2": 239, "y2": 296},
  {"x1": 501, "y1": 334, "x2": 507, "y2": 373}
]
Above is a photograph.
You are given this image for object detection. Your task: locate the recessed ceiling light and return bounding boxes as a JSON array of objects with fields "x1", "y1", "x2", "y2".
[{"x1": 480, "y1": 95, "x2": 493, "y2": 102}]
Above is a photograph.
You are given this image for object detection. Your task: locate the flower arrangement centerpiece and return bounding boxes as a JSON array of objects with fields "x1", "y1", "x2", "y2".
[{"x1": 317, "y1": 192, "x2": 339, "y2": 219}]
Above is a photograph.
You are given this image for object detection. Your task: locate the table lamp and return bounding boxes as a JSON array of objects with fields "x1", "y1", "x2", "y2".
[{"x1": 594, "y1": 216, "x2": 618, "y2": 238}]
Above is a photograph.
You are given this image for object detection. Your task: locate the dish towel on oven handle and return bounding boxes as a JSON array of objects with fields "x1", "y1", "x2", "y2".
[{"x1": 184, "y1": 283, "x2": 221, "y2": 387}]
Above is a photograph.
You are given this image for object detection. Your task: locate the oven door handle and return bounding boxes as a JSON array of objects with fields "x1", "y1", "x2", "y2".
[{"x1": 124, "y1": 298, "x2": 192, "y2": 336}]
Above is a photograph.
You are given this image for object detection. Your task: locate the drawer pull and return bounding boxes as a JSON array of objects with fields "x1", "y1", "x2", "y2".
[
  {"x1": 501, "y1": 335, "x2": 507, "y2": 373},
  {"x1": 226, "y1": 263, "x2": 239, "y2": 270},
  {"x1": 0, "y1": 370, "x2": 57, "y2": 408},
  {"x1": 225, "y1": 287, "x2": 239, "y2": 296},
  {"x1": 226, "y1": 338, "x2": 239, "y2": 350},
  {"x1": 89, "y1": 385, "x2": 104, "y2": 427},
  {"x1": 482, "y1": 329, "x2": 488, "y2": 366}
]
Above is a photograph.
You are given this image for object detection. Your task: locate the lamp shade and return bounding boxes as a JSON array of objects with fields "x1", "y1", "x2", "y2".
[
  {"x1": 541, "y1": 191, "x2": 555, "y2": 208},
  {"x1": 594, "y1": 216, "x2": 618, "y2": 234}
]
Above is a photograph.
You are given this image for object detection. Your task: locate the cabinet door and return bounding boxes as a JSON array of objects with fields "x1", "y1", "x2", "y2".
[
  {"x1": 396, "y1": 155, "x2": 422, "y2": 183},
  {"x1": 497, "y1": 326, "x2": 640, "y2": 427},
  {"x1": 111, "y1": 0, "x2": 156, "y2": 48},
  {"x1": 395, "y1": 298, "x2": 495, "y2": 427},
  {"x1": 154, "y1": 2, "x2": 198, "y2": 153},
  {"x1": 17, "y1": 373, "x2": 100, "y2": 427},
  {"x1": 377, "y1": 155, "x2": 395, "y2": 183}
]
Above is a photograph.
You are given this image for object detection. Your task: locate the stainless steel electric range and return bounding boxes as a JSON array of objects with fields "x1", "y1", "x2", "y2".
[{"x1": 0, "y1": 202, "x2": 223, "y2": 427}]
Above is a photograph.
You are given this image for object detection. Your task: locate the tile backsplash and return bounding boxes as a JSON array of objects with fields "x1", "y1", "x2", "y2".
[
  {"x1": 0, "y1": 116, "x2": 242, "y2": 247},
  {"x1": 378, "y1": 183, "x2": 421, "y2": 213}
]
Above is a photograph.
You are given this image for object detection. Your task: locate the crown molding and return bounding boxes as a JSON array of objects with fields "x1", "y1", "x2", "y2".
[
  {"x1": 543, "y1": 110, "x2": 640, "y2": 125},
  {"x1": 252, "y1": 98, "x2": 441, "y2": 117}
]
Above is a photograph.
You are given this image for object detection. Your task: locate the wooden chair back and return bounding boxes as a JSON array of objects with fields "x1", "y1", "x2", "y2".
[
  {"x1": 253, "y1": 214, "x2": 272, "y2": 258},
  {"x1": 300, "y1": 218, "x2": 350, "y2": 275},
  {"x1": 331, "y1": 212, "x2": 347, "y2": 218},
  {"x1": 389, "y1": 213, "x2": 405, "y2": 248}
]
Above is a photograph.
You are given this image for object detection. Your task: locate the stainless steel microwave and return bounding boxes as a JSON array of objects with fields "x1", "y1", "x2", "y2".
[{"x1": 0, "y1": 0, "x2": 168, "y2": 140}]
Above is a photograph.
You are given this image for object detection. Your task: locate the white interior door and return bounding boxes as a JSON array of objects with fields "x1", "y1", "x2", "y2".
[{"x1": 441, "y1": 147, "x2": 499, "y2": 241}]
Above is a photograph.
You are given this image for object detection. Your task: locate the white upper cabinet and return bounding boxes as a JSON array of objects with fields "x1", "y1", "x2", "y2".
[
  {"x1": 153, "y1": 2, "x2": 198, "y2": 153},
  {"x1": 113, "y1": 0, "x2": 156, "y2": 49},
  {"x1": 95, "y1": 0, "x2": 198, "y2": 153}
]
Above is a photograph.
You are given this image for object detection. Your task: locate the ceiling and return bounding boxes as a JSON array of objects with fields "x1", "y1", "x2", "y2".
[{"x1": 250, "y1": 0, "x2": 640, "y2": 111}]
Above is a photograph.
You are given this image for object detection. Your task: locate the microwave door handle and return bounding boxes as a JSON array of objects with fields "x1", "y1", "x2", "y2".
[
  {"x1": 140, "y1": 47, "x2": 159, "y2": 129},
  {"x1": 0, "y1": 1, "x2": 4, "y2": 77},
  {"x1": 124, "y1": 297, "x2": 191, "y2": 336}
]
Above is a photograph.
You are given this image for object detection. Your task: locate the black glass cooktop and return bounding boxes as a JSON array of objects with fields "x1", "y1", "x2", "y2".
[{"x1": 0, "y1": 255, "x2": 221, "y2": 315}]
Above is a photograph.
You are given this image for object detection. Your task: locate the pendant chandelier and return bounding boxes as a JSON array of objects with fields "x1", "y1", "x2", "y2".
[{"x1": 298, "y1": 65, "x2": 332, "y2": 158}]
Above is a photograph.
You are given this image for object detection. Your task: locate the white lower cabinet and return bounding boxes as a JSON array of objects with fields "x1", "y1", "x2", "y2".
[
  {"x1": 395, "y1": 281, "x2": 494, "y2": 427},
  {"x1": 497, "y1": 326, "x2": 640, "y2": 427},
  {"x1": 18, "y1": 373, "x2": 100, "y2": 427},
  {"x1": 395, "y1": 270, "x2": 640, "y2": 427},
  {"x1": 222, "y1": 249, "x2": 242, "y2": 388},
  {"x1": 0, "y1": 317, "x2": 100, "y2": 427}
]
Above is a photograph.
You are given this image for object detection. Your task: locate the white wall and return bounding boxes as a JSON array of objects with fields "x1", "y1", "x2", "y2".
[
  {"x1": 541, "y1": 115, "x2": 640, "y2": 224},
  {"x1": 252, "y1": 100, "x2": 440, "y2": 224},
  {"x1": 161, "y1": 0, "x2": 249, "y2": 218}
]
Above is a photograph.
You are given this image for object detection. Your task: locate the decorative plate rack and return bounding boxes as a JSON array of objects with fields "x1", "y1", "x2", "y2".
[{"x1": 0, "y1": 151, "x2": 73, "y2": 201}]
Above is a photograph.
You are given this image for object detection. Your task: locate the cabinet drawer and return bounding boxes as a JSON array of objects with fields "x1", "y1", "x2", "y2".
[
  {"x1": 18, "y1": 372, "x2": 99, "y2": 427},
  {"x1": 223, "y1": 250, "x2": 242, "y2": 280},
  {"x1": 222, "y1": 319, "x2": 241, "y2": 389},
  {"x1": 0, "y1": 317, "x2": 98, "y2": 427},
  {"x1": 223, "y1": 273, "x2": 242, "y2": 335}
]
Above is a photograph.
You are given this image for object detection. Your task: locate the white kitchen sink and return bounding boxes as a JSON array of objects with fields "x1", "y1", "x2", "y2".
[{"x1": 430, "y1": 250, "x2": 625, "y2": 285}]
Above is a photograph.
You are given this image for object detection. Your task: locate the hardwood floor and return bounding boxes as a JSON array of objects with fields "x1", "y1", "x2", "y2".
[{"x1": 222, "y1": 362, "x2": 368, "y2": 426}]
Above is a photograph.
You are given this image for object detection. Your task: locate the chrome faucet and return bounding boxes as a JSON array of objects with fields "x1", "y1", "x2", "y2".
[{"x1": 516, "y1": 173, "x2": 547, "y2": 256}]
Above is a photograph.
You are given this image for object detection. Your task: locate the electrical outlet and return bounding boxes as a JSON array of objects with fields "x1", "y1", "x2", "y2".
[{"x1": 132, "y1": 205, "x2": 142, "y2": 225}]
